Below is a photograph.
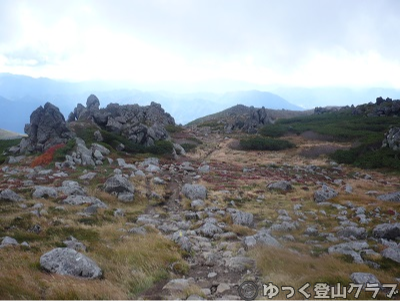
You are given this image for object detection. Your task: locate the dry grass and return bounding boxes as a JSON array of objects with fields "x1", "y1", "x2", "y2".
[
  {"x1": 249, "y1": 246, "x2": 396, "y2": 300},
  {"x1": 0, "y1": 226, "x2": 188, "y2": 299}
]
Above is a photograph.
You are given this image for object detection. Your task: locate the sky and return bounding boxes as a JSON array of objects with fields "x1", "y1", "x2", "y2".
[{"x1": 1, "y1": 0, "x2": 400, "y2": 92}]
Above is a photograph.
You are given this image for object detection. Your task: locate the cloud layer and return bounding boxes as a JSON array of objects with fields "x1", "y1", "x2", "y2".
[{"x1": 1, "y1": 0, "x2": 399, "y2": 90}]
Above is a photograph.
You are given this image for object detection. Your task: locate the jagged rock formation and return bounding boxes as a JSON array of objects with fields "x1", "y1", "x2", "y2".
[
  {"x1": 314, "y1": 106, "x2": 344, "y2": 114},
  {"x1": 69, "y1": 95, "x2": 175, "y2": 147},
  {"x1": 352, "y1": 97, "x2": 400, "y2": 117},
  {"x1": 223, "y1": 105, "x2": 274, "y2": 134},
  {"x1": 17, "y1": 102, "x2": 73, "y2": 153},
  {"x1": 314, "y1": 97, "x2": 400, "y2": 118}
]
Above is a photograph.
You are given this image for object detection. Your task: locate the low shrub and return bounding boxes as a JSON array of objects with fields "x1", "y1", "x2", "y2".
[
  {"x1": 165, "y1": 124, "x2": 183, "y2": 134},
  {"x1": 259, "y1": 124, "x2": 289, "y2": 137},
  {"x1": 30, "y1": 144, "x2": 65, "y2": 167},
  {"x1": 53, "y1": 139, "x2": 76, "y2": 162},
  {"x1": 239, "y1": 136, "x2": 295, "y2": 151},
  {"x1": 181, "y1": 143, "x2": 197, "y2": 153}
]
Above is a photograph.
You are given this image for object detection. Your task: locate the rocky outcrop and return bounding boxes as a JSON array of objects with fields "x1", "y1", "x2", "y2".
[
  {"x1": 19, "y1": 102, "x2": 73, "y2": 153},
  {"x1": 351, "y1": 97, "x2": 400, "y2": 117},
  {"x1": 382, "y1": 127, "x2": 400, "y2": 151},
  {"x1": 223, "y1": 105, "x2": 273, "y2": 134},
  {"x1": 69, "y1": 95, "x2": 175, "y2": 147}
]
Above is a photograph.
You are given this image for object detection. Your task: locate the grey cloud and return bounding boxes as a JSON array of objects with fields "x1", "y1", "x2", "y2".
[
  {"x1": 1, "y1": 0, "x2": 399, "y2": 81},
  {"x1": 90, "y1": 0, "x2": 400, "y2": 65}
]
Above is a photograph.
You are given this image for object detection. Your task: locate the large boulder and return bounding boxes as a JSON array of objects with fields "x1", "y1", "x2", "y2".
[
  {"x1": 40, "y1": 248, "x2": 102, "y2": 279},
  {"x1": 20, "y1": 102, "x2": 73, "y2": 153}
]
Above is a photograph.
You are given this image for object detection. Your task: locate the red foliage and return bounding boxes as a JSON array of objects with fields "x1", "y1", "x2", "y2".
[
  {"x1": 387, "y1": 209, "x2": 396, "y2": 216},
  {"x1": 30, "y1": 144, "x2": 65, "y2": 168}
]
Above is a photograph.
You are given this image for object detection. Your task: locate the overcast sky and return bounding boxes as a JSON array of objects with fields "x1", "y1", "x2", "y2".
[{"x1": 1, "y1": 0, "x2": 399, "y2": 91}]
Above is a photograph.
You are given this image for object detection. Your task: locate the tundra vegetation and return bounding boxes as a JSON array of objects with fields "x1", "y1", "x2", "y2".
[{"x1": 0, "y1": 97, "x2": 400, "y2": 299}]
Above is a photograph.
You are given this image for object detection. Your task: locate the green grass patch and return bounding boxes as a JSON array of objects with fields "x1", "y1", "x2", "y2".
[
  {"x1": 46, "y1": 227, "x2": 100, "y2": 243},
  {"x1": 239, "y1": 136, "x2": 295, "y2": 151}
]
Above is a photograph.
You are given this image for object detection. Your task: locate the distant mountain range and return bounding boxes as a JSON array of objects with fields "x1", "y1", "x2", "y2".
[
  {"x1": 0, "y1": 73, "x2": 302, "y2": 133},
  {"x1": 1, "y1": 73, "x2": 399, "y2": 133}
]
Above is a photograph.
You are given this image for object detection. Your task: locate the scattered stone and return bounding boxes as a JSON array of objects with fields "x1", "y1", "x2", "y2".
[
  {"x1": 381, "y1": 247, "x2": 400, "y2": 263},
  {"x1": 228, "y1": 209, "x2": 254, "y2": 227},
  {"x1": 114, "y1": 208, "x2": 125, "y2": 217},
  {"x1": 153, "y1": 177, "x2": 165, "y2": 185},
  {"x1": 135, "y1": 170, "x2": 146, "y2": 177},
  {"x1": 198, "y1": 164, "x2": 210, "y2": 173},
  {"x1": 227, "y1": 256, "x2": 255, "y2": 272},
  {"x1": 62, "y1": 195, "x2": 107, "y2": 208},
  {"x1": 182, "y1": 184, "x2": 207, "y2": 200},
  {"x1": 345, "y1": 184, "x2": 353, "y2": 194},
  {"x1": 372, "y1": 223, "x2": 400, "y2": 240},
  {"x1": 63, "y1": 236, "x2": 87, "y2": 252},
  {"x1": 104, "y1": 175, "x2": 135, "y2": 196},
  {"x1": 191, "y1": 199, "x2": 205, "y2": 209},
  {"x1": 0, "y1": 189, "x2": 25, "y2": 202},
  {"x1": 314, "y1": 184, "x2": 338, "y2": 203},
  {"x1": 243, "y1": 236, "x2": 257, "y2": 248},
  {"x1": 254, "y1": 228, "x2": 281, "y2": 247},
  {"x1": 304, "y1": 226, "x2": 319, "y2": 236},
  {"x1": 117, "y1": 192, "x2": 135, "y2": 202},
  {"x1": 187, "y1": 295, "x2": 204, "y2": 300},
  {"x1": 0, "y1": 236, "x2": 19, "y2": 248},
  {"x1": 208, "y1": 272, "x2": 217, "y2": 278},
  {"x1": 128, "y1": 227, "x2": 147, "y2": 235},
  {"x1": 33, "y1": 186, "x2": 58, "y2": 199},
  {"x1": 79, "y1": 172, "x2": 97, "y2": 181},
  {"x1": 217, "y1": 283, "x2": 230, "y2": 294},
  {"x1": 94, "y1": 130, "x2": 103, "y2": 142},
  {"x1": 40, "y1": 248, "x2": 102, "y2": 279},
  {"x1": 146, "y1": 164, "x2": 160, "y2": 173},
  {"x1": 268, "y1": 180, "x2": 292, "y2": 192},
  {"x1": 350, "y1": 272, "x2": 382, "y2": 289},
  {"x1": 337, "y1": 226, "x2": 367, "y2": 240},
  {"x1": 163, "y1": 278, "x2": 194, "y2": 293},
  {"x1": 58, "y1": 180, "x2": 86, "y2": 196},
  {"x1": 197, "y1": 222, "x2": 223, "y2": 238},
  {"x1": 328, "y1": 241, "x2": 369, "y2": 264},
  {"x1": 377, "y1": 191, "x2": 400, "y2": 202}
]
